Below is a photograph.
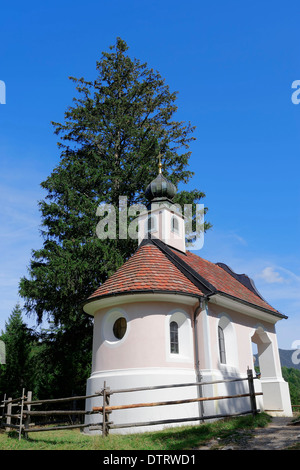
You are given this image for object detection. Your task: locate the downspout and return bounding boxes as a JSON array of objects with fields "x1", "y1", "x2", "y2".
[{"x1": 193, "y1": 296, "x2": 206, "y2": 422}]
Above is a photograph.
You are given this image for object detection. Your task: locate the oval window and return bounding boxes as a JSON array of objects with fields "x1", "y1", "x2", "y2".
[{"x1": 113, "y1": 317, "x2": 127, "y2": 340}]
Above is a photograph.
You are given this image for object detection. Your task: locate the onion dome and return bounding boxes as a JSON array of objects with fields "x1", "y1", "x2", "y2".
[
  {"x1": 145, "y1": 173, "x2": 177, "y2": 202},
  {"x1": 145, "y1": 154, "x2": 177, "y2": 202}
]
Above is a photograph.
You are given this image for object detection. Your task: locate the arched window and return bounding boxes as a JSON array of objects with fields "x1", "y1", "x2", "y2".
[
  {"x1": 171, "y1": 216, "x2": 179, "y2": 234},
  {"x1": 217, "y1": 315, "x2": 238, "y2": 368},
  {"x1": 218, "y1": 325, "x2": 226, "y2": 364},
  {"x1": 170, "y1": 321, "x2": 179, "y2": 354}
]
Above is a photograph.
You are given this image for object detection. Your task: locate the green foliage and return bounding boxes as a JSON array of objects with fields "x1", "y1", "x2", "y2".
[
  {"x1": 18, "y1": 38, "x2": 210, "y2": 398},
  {"x1": 282, "y1": 366, "x2": 300, "y2": 405},
  {"x1": 0, "y1": 304, "x2": 35, "y2": 397},
  {"x1": 29, "y1": 323, "x2": 92, "y2": 401}
]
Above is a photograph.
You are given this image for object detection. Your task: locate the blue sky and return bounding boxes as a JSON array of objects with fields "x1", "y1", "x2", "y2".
[{"x1": 0, "y1": 0, "x2": 299, "y2": 349}]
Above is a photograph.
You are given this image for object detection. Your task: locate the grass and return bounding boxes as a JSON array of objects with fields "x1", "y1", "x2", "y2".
[
  {"x1": 0, "y1": 412, "x2": 271, "y2": 450},
  {"x1": 285, "y1": 443, "x2": 300, "y2": 450}
]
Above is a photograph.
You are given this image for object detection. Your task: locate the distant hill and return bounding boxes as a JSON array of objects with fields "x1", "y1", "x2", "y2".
[
  {"x1": 254, "y1": 349, "x2": 300, "y2": 371},
  {"x1": 279, "y1": 349, "x2": 300, "y2": 371}
]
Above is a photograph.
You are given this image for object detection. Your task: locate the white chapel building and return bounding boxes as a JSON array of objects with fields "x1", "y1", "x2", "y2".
[{"x1": 83, "y1": 167, "x2": 292, "y2": 433}]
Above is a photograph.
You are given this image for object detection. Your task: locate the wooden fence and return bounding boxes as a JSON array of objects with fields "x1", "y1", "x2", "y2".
[
  {"x1": 0, "y1": 369, "x2": 262, "y2": 439},
  {"x1": 0, "y1": 389, "x2": 103, "y2": 440}
]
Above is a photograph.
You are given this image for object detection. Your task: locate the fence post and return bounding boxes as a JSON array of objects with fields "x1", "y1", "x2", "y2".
[
  {"x1": 0, "y1": 394, "x2": 5, "y2": 429},
  {"x1": 247, "y1": 368, "x2": 257, "y2": 416},
  {"x1": 102, "y1": 382, "x2": 110, "y2": 437},
  {"x1": 6, "y1": 398, "x2": 12, "y2": 432},
  {"x1": 102, "y1": 382, "x2": 107, "y2": 437},
  {"x1": 24, "y1": 391, "x2": 32, "y2": 439},
  {"x1": 18, "y1": 388, "x2": 25, "y2": 440},
  {"x1": 105, "y1": 386, "x2": 111, "y2": 435}
]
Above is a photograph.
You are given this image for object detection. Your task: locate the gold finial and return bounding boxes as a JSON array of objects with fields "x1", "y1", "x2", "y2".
[{"x1": 158, "y1": 154, "x2": 162, "y2": 174}]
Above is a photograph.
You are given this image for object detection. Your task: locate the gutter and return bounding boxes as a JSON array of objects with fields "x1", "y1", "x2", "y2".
[
  {"x1": 208, "y1": 291, "x2": 287, "y2": 321},
  {"x1": 192, "y1": 297, "x2": 206, "y2": 422}
]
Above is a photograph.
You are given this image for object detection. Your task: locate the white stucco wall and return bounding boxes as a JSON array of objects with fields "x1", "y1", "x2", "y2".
[
  {"x1": 85, "y1": 297, "x2": 203, "y2": 433},
  {"x1": 137, "y1": 205, "x2": 186, "y2": 253},
  {"x1": 203, "y1": 302, "x2": 282, "y2": 377},
  {"x1": 91, "y1": 300, "x2": 195, "y2": 373},
  {"x1": 198, "y1": 301, "x2": 292, "y2": 417},
  {"x1": 84, "y1": 294, "x2": 292, "y2": 434}
]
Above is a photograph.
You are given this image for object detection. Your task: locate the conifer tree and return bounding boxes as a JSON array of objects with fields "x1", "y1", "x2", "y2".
[
  {"x1": 0, "y1": 304, "x2": 33, "y2": 397},
  {"x1": 19, "y1": 38, "x2": 210, "y2": 395}
]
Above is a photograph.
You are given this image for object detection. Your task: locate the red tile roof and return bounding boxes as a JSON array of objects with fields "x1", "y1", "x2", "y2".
[
  {"x1": 88, "y1": 243, "x2": 202, "y2": 300},
  {"x1": 86, "y1": 239, "x2": 284, "y2": 318},
  {"x1": 173, "y1": 249, "x2": 280, "y2": 314}
]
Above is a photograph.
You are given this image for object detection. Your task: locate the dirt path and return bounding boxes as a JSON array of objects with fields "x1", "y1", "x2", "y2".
[{"x1": 198, "y1": 417, "x2": 300, "y2": 450}]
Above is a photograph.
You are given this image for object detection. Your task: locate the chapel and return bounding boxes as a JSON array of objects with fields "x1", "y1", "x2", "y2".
[{"x1": 83, "y1": 163, "x2": 292, "y2": 433}]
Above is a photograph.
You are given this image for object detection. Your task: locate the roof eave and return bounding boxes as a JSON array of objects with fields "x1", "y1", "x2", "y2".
[
  {"x1": 82, "y1": 290, "x2": 202, "y2": 316},
  {"x1": 207, "y1": 291, "x2": 287, "y2": 323}
]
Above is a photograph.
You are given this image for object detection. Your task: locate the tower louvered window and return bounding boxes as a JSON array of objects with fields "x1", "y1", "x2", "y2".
[{"x1": 171, "y1": 216, "x2": 179, "y2": 233}]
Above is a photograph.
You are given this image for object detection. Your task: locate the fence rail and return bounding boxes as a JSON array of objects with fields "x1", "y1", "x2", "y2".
[
  {"x1": 0, "y1": 390, "x2": 103, "y2": 439},
  {"x1": 0, "y1": 369, "x2": 261, "y2": 439}
]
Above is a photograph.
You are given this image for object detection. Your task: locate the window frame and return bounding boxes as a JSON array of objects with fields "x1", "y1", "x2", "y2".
[
  {"x1": 146, "y1": 214, "x2": 157, "y2": 234},
  {"x1": 171, "y1": 215, "x2": 179, "y2": 234},
  {"x1": 103, "y1": 308, "x2": 129, "y2": 346},
  {"x1": 217, "y1": 314, "x2": 238, "y2": 370},
  {"x1": 218, "y1": 325, "x2": 227, "y2": 364},
  {"x1": 113, "y1": 317, "x2": 127, "y2": 340},
  {"x1": 165, "y1": 309, "x2": 193, "y2": 363},
  {"x1": 170, "y1": 320, "x2": 179, "y2": 354}
]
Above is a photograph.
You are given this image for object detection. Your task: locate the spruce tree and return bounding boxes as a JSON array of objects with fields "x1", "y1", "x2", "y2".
[
  {"x1": 0, "y1": 304, "x2": 33, "y2": 397},
  {"x1": 19, "y1": 38, "x2": 210, "y2": 396}
]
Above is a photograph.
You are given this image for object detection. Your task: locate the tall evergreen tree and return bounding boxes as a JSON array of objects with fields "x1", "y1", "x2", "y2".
[
  {"x1": 0, "y1": 304, "x2": 34, "y2": 397},
  {"x1": 19, "y1": 38, "x2": 210, "y2": 396}
]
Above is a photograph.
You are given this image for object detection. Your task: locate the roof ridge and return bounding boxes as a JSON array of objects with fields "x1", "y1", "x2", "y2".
[{"x1": 148, "y1": 237, "x2": 216, "y2": 296}]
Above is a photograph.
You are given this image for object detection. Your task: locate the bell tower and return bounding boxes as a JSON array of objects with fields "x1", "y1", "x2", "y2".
[{"x1": 138, "y1": 156, "x2": 186, "y2": 253}]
